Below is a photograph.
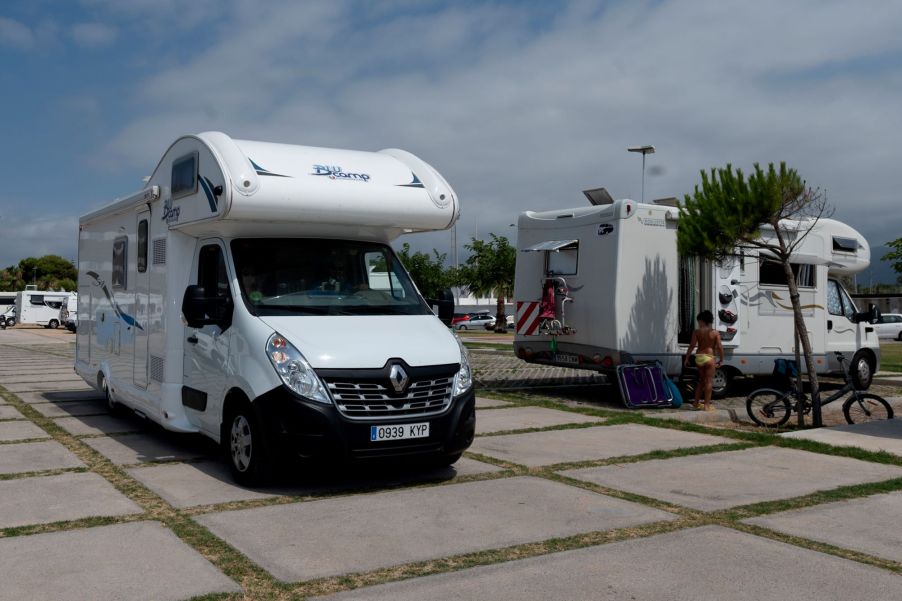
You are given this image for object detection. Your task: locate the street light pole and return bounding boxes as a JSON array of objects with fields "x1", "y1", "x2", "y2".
[{"x1": 627, "y1": 145, "x2": 656, "y2": 203}]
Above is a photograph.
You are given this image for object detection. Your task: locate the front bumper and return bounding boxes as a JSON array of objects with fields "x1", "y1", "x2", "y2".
[{"x1": 252, "y1": 385, "x2": 476, "y2": 463}]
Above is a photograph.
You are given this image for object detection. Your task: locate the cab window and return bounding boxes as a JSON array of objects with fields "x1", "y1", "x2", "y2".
[
  {"x1": 827, "y1": 279, "x2": 855, "y2": 320},
  {"x1": 197, "y1": 244, "x2": 232, "y2": 324}
]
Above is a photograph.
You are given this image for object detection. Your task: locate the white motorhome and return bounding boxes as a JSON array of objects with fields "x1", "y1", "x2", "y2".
[
  {"x1": 76, "y1": 131, "x2": 474, "y2": 484},
  {"x1": 513, "y1": 194, "x2": 880, "y2": 397},
  {"x1": 15, "y1": 290, "x2": 74, "y2": 328},
  {"x1": 60, "y1": 293, "x2": 78, "y2": 331}
]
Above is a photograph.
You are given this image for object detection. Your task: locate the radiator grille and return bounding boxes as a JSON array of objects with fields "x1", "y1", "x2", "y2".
[
  {"x1": 150, "y1": 355, "x2": 165, "y2": 383},
  {"x1": 325, "y1": 376, "x2": 454, "y2": 420},
  {"x1": 152, "y1": 238, "x2": 167, "y2": 265}
]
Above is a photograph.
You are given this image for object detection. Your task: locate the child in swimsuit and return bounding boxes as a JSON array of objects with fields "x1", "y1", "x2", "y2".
[{"x1": 683, "y1": 310, "x2": 724, "y2": 411}]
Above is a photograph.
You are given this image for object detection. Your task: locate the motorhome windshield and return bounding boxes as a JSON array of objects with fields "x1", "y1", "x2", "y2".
[{"x1": 230, "y1": 239, "x2": 430, "y2": 317}]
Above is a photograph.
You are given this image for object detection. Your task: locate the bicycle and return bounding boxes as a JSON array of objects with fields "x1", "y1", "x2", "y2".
[{"x1": 746, "y1": 352, "x2": 894, "y2": 427}]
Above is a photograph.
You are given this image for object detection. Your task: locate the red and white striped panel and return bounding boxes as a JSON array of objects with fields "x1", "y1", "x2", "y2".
[{"x1": 516, "y1": 301, "x2": 542, "y2": 336}]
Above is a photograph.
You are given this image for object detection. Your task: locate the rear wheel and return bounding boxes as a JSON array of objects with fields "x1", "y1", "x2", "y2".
[
  {"x1": 746, "y1": 388, "x2": 793, "y2": 427},
  {"x1": 458, "y1": 325, "x2": 467, "y2": 331},
  {"x1": 843, "y1": 393, "x2": 893, "y2": 424},
  {"x1": 100, "y1": 374, "x2": 123, "y2": 415},
  {"x1": 711, "y1": 367, "x2": 732, "y2": 399},
  {"x1": 225, "y1": 402, "x2": 273, "y2": 486},
  {"x1": 849, "y1": 351, "x2": 874, "y2": 390},
  {"x1": 6, "y1": 318, "x2": 15, "y2": 327},
  {"x1": 48, "y1": 319, "x2": 59, "y2": 329}
]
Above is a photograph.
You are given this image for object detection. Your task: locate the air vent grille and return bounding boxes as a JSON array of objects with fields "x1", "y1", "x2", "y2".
[
  {"x1": 150, "y1": 355, "x2": 165, "y2": 382},
  {"x1": 152, "y1": 238, "x2": 167, "y2": 265}
]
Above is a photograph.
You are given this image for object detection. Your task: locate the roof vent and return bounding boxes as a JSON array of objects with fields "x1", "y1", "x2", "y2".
[{"x1": 582, "y1": 187, "x2": 614, "y2": 206}]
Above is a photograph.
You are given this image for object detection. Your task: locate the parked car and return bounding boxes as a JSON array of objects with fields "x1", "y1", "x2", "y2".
[
  {"x1": 457, "y1": 313, "x2": 494, "y2": 330},
  {"x1": 451, "y1": 313, "x2": 470, "y2": 328},
  {"x1": 2, "y1": 307, "x2": 15, "y2": 327},
  {"x1": 875, "y1": 313, "x2": 902, "y2": 340},
  {"x1": 483, "y1": 315, "x2": 517, "y2": 330}
]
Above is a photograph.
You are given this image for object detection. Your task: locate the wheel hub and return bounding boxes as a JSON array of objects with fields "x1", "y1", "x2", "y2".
[{"x1": 230, "y1": 415, "x2": 252, "y2": 473}]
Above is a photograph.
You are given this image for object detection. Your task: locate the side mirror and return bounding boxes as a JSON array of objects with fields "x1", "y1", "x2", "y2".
[
  {"x1": 427, "y1": 288, "x2": 455, "y2": 327},
  {"x1": 182, "y1": 285, "x2": 233, "y2": 329},
  {"x1": 182, "y1": 285, "x2": 208, "y2": 328},
  {"x1": 869, "y1": 303, "x2": 882, "y2": 325}
]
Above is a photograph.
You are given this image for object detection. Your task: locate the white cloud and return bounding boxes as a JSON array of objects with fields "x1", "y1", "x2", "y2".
[
  {"x1": 0, "y1": 16, "x2": 35, "y2": 49},
  {"x1": 97, "y1": 0, "x2": 902, "y2": 257},
  {"x1": 70, "y1": 22, "x2": 118, "y2": 47},
  {"x1": 0, "y1": 213, "x2": 78, "y2": 267}
]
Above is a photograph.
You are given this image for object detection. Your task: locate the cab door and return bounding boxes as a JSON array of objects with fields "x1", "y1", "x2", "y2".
[
  {"x1": 182, "y1": 240, "x2": 233, "y2": 435},
  {"x1": 825, "y1": 278, "x2": 858, "y2": 371}
]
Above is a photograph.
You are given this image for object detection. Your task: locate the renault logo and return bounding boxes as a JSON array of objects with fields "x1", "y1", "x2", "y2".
[{"x1": 389, "y1": 364, "x2": 409, "y2": 393}]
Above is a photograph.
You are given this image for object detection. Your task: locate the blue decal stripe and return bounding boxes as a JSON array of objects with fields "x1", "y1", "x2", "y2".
[
  {"x1": 198, "y1": 175, "x2": 218, "y2": 212},
  {"x1": 86, "y1": 271, "x2": 144, "y2": 331},
  {"x1": 249, "y1": 158, "x2": 290, "y2": 177},
  {"x1": 397, "y1": 173, "x2": 425, "y2": 188}
]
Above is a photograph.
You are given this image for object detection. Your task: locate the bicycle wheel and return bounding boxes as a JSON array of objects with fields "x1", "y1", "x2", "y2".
[
  {"x1": 746, "y1": 389, "x2": 793, "y2": 427},
  {"x1": 842, "y1": 393, "x2": 894, "y2": 424}
]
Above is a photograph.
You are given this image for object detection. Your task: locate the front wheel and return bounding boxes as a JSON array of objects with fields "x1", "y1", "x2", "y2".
[
  {"x1": 6, "y1": 318, "x2": 15, "y2": 327},
  {"x1": 711, "y1": 367, "x2": 732, "y2": 399},
  {"x1": 849, "y1": 351, "x2": 874, "y2": 390},
  {"x1": 48, "y1": 319, "x2": 59, "y2": 329},
  {"x1": 746, "y1": 389, "x2": 793, "y2": 427},
  {"x1": 225, "y1": 404, "x2": 273, "y2": 486},
  {"x1": 843, "y1": 393, "x2": 894, "y2": 424}
]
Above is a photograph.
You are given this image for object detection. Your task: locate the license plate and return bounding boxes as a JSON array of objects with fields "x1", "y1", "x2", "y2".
[
  {"x1": 555, "y1": 353, "x2": 580, "y2": 365},
  {"x1": 370, "y1": 422, "x2": 430, "y2": 442}
]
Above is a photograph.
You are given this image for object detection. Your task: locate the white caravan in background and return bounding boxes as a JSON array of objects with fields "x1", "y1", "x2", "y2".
[
  {"x1": 15, "y1": 290, "x2": 74, "y2": 328},
  {"x1": 76, "y1": 131, "x2": 473, "y2": 484},
  {"x1": 513, "y1": 193, "x2": 881, "y2": 397}
]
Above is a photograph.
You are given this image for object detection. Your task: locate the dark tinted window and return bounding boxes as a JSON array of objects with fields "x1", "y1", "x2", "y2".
[
  {"x1": 171, "y1": 153, "x2": 197, "y2": 199},
  {"x1": 29, "y1": 295, "x2": 45, "y2": 306},
  {"x1": 832, "y1": 236, "x2": 858, "y2": 253},
  {"x1": 759, "y1": 260, "x2": 815, "y2": 288},
  {"x1": 137, "y1": 220, "x2": 148, "y2": 273},
  {"x1": 112, "y1": 237, "x2": 127, "y2": 289}
]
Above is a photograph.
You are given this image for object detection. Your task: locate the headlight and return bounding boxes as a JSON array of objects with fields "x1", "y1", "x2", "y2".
[
  {"x1": 266, "y1": 333, "x2": 331, "y2": 404},
  {"x1": 453, "y1": 334, "x2": 473, "y2": 396}
]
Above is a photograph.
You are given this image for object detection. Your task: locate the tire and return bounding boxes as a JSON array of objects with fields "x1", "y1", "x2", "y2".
[
  {"x1": 48, "y1": 319, "x2": 59, "y2": 329},
  {"x1": 711, "y1": 367, "x2": 732, "y2": 399},
  {"x1": 6, "y1": 318, "x2": 15, "y2": 327},
  {"x1": 746, "y1": 388, "x2": 793, "y2": 427},
  {"x1": 897, "y1": 331, "x2": 902, "y2": 341},
  {"x1": 843, "y1": 393, "x2": 894, "y2": 424},
  {"x1": 458, "y1": 325, "x2": 467, "y2": 331},
  {"x1": 225, "y1": 402, "x2": 273, "y2": 486},
  {"x1": 849, "y1": 351, "x2": 874, "y2": 390},
  {"x1": 100, "y1": 374, "x2": 124, "y2": 415}
]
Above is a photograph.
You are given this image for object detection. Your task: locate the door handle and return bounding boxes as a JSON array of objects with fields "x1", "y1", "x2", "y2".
[
  {"x1": 827, "y1": 320, "x2": 833, "y2": 331},
  {"x1": 187, "y1": 335, "x2": 199, "y2": 344}
]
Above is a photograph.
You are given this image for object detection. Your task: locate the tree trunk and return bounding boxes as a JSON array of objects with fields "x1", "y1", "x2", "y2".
[
  {"x1": 779, "y1": 257, "x2": 821, "y2": 426},
  {"x1": 495, "y1": 296, "x2": 506, "y2": 333}
]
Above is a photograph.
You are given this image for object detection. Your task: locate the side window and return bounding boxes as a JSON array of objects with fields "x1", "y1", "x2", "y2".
[
  {"x1": 171, "y1": 152, "x2": 198, "y2": 199},
  {"x1": 197, "y1": 244, "x2": 232, "y2": 324},
  {"x1": 547, "y1": 243, "x2": 579, "y2": 275},
  {"x1": 759, "y1": 260, "x2": 815, "y2": 288},
  {"x1": 30, "y1": 295, "x2": 45, "y2": 306},
  {"x1": 112, "y1": 237, "x2": 128, "y2": 289},
  {"x1": 137, "y1": 220, "x2": 148, "y2": 273},
  {"x1": 826, "y1": 280, "x2": 843, "y2": 316}
]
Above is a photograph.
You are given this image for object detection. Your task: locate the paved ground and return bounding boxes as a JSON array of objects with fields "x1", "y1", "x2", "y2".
[{"x1": 1, "y1": 327, "x2": 901, "y2": 600}]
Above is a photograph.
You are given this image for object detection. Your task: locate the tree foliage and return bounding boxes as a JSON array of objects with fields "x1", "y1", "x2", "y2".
[
  {"x1": 0, "y1": 255, "x2": 77, "y2": 291},
  {"x1": 882, "y1": 238, "x2": 902, "y2": 281},
  {"x1": 456, "y1": 234, "x2": 516, "y2": 331},
  {"x1": 396, "y1": 243, "x2": 452, "y2": 300},
  {"x1": 679, "y1": 162, "x2": 829, "y2": 425}
]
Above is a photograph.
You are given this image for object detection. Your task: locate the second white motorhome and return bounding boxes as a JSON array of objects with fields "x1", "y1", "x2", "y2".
[
  {"x1": 76, "y1": 132, "x2": 474, "y2": 484},
  {"x1": 15, "y1": 290, "x2": 74, "y2": 328},
  {"x1": 513, "y1": 193, "x2": 880, "y2": 397}
]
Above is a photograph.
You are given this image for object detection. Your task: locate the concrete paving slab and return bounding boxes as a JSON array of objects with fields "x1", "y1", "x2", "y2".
[
  {"x1": 316, "y1": 525, "x2": 902, "y2": 601},
  {"x1": 0, "y1": 521, "x2": 240, "y2": 600},
  {"x1": 780, "y1": 419, "x2": 902, "y2": 457},
  {"x1": 31, "y1": 400, "x2": 107, "y2": 418},
  {"x1": 475, "y1": 396, "x2": 513, "y2": 408},
  {"x1": 0, "y1": 420, "x2": 49, "y2": 441},
  {"x1": 195, "y1": 476, "x2": 675, "y2": 582},
  {"x1": 745, "y1": 491, "x2": 902, "y2": 563},
  {"x1": 15, "y1": 389, "x2": 103, "y2": 404},
  {"x1": 475, "y1": 406, "x2": 603, "y2": 434},
  {"x1": 129, "y1": 461, "x2": 277, "y2": 508},
  {"x1": 0, "y1": 440, "x2": 85, "y2": 474},
  {"x1": 84, "y1": 432, "x2": 214, "y2": 465},
  {"x1": 54, "y1": 414, "x2": 146, "y2": 436},
  {"x1": 0, "y1": 472, "x2": 143, "y2": 528},
  {"x1": 0, "y1": 405, "x2": 25, "y2": 420},
  {"x1": 2, "y1": 380, "x2": 93, "y2": 393},
  {"x1": 131, "y1": 457, "x2": 504, "y2": 509},
  {"x1": 0, "y1": 374, "x2": 85, "y2": 385},
  {"x1": 470, "y1": 423, "x2": 733, "y2": 467},
  {"x1": 563, "y1": 447, "x2": 902, "y2": 511}
]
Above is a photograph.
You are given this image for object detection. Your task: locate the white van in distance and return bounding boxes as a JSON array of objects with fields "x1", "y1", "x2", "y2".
[
  {"x1": 76, "y1": 132, "x2": 474, "y2": 484},
  {"x1": 60, "y1": 293, "x2": 78, "y2": 332},
  {"x1": 15, "y1": 290, "x2": 74, "y2": 328},
  {"x1": 513, "y1": 192, "x2": 881, "y2": 397}
]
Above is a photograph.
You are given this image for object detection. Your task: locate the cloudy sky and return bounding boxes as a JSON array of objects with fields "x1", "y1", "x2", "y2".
[{"x1": 1, "y1": 0, "x2": 900, "y2": 278}]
